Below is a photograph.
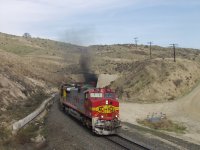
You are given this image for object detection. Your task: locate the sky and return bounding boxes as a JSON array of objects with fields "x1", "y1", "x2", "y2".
[{"x1": 0, "y1": 0, "x2": 200, "y2": 48}]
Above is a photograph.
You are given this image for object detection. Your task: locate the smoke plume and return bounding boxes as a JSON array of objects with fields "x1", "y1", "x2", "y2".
[
  {"x1": 63, "y1": 25, "x2": 95, "y2": 46},
  {"x1": 79, "y1": 48, "x2": 97, "y2": 84}
]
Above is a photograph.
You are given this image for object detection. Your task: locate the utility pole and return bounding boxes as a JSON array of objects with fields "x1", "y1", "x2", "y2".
[
  {"x1": 148, "y1": 42, "x2": 153, "y2": 59},
  {"x1": 134, "y1": 37, "x2": 138, "y2": 49},
  {"x1": 170, "y1": 44, "x2": 178, "y2": 62}
]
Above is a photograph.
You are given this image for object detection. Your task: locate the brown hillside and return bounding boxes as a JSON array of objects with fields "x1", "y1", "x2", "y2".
[
  {"x1": 1, "y1": 32, "x2": 200, "y2": 126},
  {"x1": 88, "y1": 44, "x2": 200, "y2": 102}
]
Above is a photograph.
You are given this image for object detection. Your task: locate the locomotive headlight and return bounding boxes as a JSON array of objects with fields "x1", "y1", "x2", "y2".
[
  {"x1": 101, "y1": 115, "x2": 104, "y2": 118},
  {"x1": 106, "y1": 100, "x2": 108, "y2": 105},
  {"x1": 115, "y1": 115, "x2": 118, "y2": 118}
]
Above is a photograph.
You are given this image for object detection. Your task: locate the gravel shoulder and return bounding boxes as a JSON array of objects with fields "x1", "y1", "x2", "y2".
[{"x1": 120, "y1": 122, "x2": 200, "y2": 150}]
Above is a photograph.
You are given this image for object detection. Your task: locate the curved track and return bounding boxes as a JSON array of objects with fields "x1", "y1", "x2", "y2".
[
  {"x1": 105, "y1": 135, "x2": 151, "y2": 150},
  {"x1": 44, "y1": 97, "x2": 124, "y2": 150}
]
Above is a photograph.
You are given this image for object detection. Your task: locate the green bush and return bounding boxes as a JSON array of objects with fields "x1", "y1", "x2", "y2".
[
  {"x1": 15, "y1": 124, "x2": 38, "y2": 144},
  {"x1": 0, "y1": 127, "x2": 10, "y2": 140},
  {"x1": 137, "y1": 118, "x2": 186, "y2": 134}
]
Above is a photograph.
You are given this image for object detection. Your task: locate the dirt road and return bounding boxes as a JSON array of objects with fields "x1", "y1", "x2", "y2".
[{"x1": 120, "y1": 83, "x2": 200, "y2": 144}]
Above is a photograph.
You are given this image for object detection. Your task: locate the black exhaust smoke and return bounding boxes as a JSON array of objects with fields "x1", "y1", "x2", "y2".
[{"x1": 79, "y1": 48, "x2": 98, "y2": 85}]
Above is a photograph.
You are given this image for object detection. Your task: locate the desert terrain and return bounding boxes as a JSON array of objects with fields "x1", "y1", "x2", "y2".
[{"x1": 1, "y1": 32, "x2": 200, "y2": 148}]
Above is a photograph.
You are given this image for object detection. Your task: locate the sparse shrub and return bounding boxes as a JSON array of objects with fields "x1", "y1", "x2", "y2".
[
  {"x1": 0, "y1": 127, "x2": 10, "y2": 140},
  {"x1": 21, "y1": 89, "x2": 28, "y2": 96},
  {"x1": 115, "y1": 86, "x2": 124, "y2": 98},
  {"x1": 135, "y1": 87, "x2": 140, "y2": 92},
  {"x1": 137, "y1": 118, "x2": 186, "y2": 133},
  {"x1": 126, "y1": 92, "x2": 130, "y2": 98},
  {"x1": 15, "y1": 124, "x2": 38, "y2": 144},
  {"x1": 24, "y1": 102, "x2": 32, "y2": 108},
  {"x1": 168, "y1": 96, "x2": 175, "y2": 101},
  {"x1": 173, "y1": 79, "x2": 183, "y2": 87},
  {"x1": 165, "y1": 72, "x2": 170, "y2": 76},
  {"x1": 23, "y1": 33, "x2": 31, "y2": 38}
]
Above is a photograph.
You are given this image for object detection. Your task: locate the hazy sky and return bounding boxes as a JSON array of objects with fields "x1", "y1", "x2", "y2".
[{"x1": 0, "y1": 0, "x2": 200, "y2": 48}]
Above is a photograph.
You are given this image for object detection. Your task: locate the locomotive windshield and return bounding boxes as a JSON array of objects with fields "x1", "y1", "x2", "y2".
[
  {"x1": 104, "y1": 93, "x2": 115, "y2": 98},
  {"x1": 90, "y1": 93, "x2": 103, "y2": 98}
]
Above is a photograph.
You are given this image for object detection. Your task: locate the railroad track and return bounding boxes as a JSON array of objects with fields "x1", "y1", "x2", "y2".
[{"x1": 105, "y1": 135, "x2": 151, "y2": 150}]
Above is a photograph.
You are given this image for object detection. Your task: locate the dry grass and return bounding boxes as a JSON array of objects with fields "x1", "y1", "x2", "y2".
[
  {"x1": 137, "y1": 118, "x2": 186, "y2": 134},
  {"x1": 5, "y1": 91, "x2": 48, "y2": 120},
  {"x1": 15, "y1": 124, "x2": 39, "y2": 144},
  {"x1": 0, "y1": 115, "x2": 48, "y2": 149},
  {"x1": 0, "y1": 34, "x2": 81, "y2": 149},
  {"x1": 1, "y1": 32, "x2": 200, "y2": 104},
  {"x1": 0, "y1": 127, "x2": 11, "y2": 140},
  {"x1": 88, "y1": 44, "x2": 200, "y2": 102}
]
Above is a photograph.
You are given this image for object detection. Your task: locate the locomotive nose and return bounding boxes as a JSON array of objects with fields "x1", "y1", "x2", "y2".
[{"x1": 92, "y1": 99, "x2": 119, "y2": 120}]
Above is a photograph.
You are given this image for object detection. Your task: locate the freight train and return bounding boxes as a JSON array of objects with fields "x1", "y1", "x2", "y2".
[{"x1": 59, "y1": 83, "x2": 121, "y2": 135}]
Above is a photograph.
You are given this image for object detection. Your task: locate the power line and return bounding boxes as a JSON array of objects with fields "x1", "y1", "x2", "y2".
[
  {"x1": 147, "y1": 42, "x2": 153, "y2": 59},
  {"x1": 170, "y1": 44, "x2": 178, "y2": 62}
]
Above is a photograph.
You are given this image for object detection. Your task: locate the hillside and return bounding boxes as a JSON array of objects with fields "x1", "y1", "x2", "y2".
[
  {"x1": 88, "y1": 44, "x2": 200, "y2": 102},
  {"x1": 1, "y1": 32, "x2": 200, "y2": 135},
  {"x1": 1, "y1": 33, "x2": 200, "y2": 106},
  {"x1": 0, "y1": 32, "x2": 85, "y2": 133}
]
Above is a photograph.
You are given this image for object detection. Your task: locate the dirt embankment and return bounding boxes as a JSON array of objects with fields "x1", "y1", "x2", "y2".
[
  {"x1": 0, "y1": 33, "x2": 81, "y2": 145},
  {"x1": 109, "y1": 58, "x2": 200, "y2": 103},
  {"x1": 96, "y1": 74, "x2": 118, "y2": 88},
  {"x1": 88, "y1": 44, "x2": 200, "y2": 103}
]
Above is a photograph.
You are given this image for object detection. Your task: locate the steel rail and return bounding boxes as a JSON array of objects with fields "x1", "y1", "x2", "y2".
[{"x1": 105, "y1": 134, "x2": 151, "y2": 150}]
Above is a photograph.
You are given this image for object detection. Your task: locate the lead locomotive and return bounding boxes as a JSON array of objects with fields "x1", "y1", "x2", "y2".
[{"x1": 60, "y1": 83, "x2": 120, "y2": 135}]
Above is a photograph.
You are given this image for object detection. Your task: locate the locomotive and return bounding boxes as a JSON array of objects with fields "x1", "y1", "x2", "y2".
[{"x1": 59, "y1": 83, "x2": 121, "y2": 135}]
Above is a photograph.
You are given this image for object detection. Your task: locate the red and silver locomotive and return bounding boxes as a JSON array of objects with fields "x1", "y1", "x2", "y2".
[{"x1": 60, "y1": 83, "x2": 120, "y2": 135}]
